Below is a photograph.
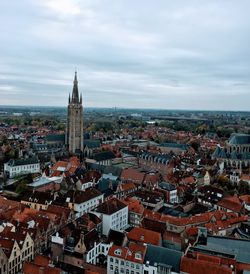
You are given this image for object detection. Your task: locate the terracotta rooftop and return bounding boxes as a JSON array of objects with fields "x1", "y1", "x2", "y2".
[
  {"x1": 34, "y1": 255, "x2": 50, "y2": 266},
  {"x1": 118, "y1": 182, "x2": 136, "y2": 192},
  {"x1": 239, "y1": 194, "x2": 250, "y2": 204},
  {"x1": 23, "y1": 261, "x2": 61, "y2": 274},
  {"x1": 181, "y1": 254, "x2": 233, "y2": 274},
  {"x1": 143, "y1": 209, "x2": 246, "y2": 230},
  {"x1": 122, "y1": 197, "x2": 144, "y2": 214},
  {"x1": 120, "y1": 168, "x2": 145, "y2": 184},
  {"x1": 108, "y1": 242, "x2": 147, "y2": 264},
  {"x1": 127, "y1": 227, "x2": 161, "y2": 246},
  {"x1": 217, "y1": 195, "x2": 243, "y2": 213}
]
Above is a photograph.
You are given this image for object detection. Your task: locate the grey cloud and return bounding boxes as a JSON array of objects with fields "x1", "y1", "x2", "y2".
[{"x1": 0, "y1": 0, "x2": 250, "y2": 110}]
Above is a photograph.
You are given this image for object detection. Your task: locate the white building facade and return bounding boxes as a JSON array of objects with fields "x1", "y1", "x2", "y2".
[{"x1": 4, "y1": 157, "x2": 40, "y2": 178}]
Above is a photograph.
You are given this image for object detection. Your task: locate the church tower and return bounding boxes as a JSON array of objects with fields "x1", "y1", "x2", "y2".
[{"x1": 65, "y1": 71, "x2": 84, "y2": 154}]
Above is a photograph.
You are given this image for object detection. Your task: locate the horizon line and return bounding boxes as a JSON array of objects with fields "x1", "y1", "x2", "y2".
[{"x1": 0, "y1": 105, "x2": 250, "y2": 113}]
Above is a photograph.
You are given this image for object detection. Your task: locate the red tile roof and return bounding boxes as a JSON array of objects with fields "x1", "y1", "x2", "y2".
[
  {"x1": 181, "y1": 176, "x2": 196, "y2": 184},
  {"x1": 108, "y1": 242, "x2": 147, "y2": 264},
  {"x1": 34, "y1": 255, "x2": 50, "y2": 266},
  {"x1": 143, "y1": 209, "x2": 247, "y2": 231},
  {"x1": 121, "y1": 197, "x2": 144, "y2": 214},
  {"x1": 119, "y1": 182, "x2": 136, "y2": 192},
  {"x1": 239, "y1": 195, "x2": 250, "y2": 204},
  {"x1": 181, "y1": 255, "x2": 233, "y2": 274},
  {"x1": 23, "y1": 262, "x2": 61, "y2": 274},
  {"x1": 127, "y1": 227, "x2": 161, "y2": 246},
  {"x1": 217, "y1": 195, "x2": 243, "y2": 213},
  {"x1": 120, "y1": 168, "x2": 145, "y2": 184}
]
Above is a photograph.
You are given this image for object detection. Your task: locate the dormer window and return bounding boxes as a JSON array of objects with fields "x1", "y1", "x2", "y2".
[
  {"x1": 135, "y1": 252, "x2": 142, "y2": 260},
  {"x1": 114, "y1": 249, "x2": 122, "y2": 256}
]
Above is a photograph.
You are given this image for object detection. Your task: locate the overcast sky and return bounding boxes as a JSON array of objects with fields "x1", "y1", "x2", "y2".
[{"x1": 0, "y1": 0, "x2": 250, "y2": 110}]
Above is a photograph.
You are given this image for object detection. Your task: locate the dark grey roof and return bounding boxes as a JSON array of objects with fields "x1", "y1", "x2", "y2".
[
  {"x1": 220, "y1": 149, "x2": 227, "y2": 158},
  {"x1": 93, "y1": 151, "x2": 116, "y2": 162},
  {"x1": 88, "y1": 163, "x2": 106, "y2": 172},
  {"x1": 230, "y1": 151, "x2": 238, "y2": 160},
  {"x1": 159, "y1": 142, "x2": 189, "y2": 150},
  {"x1": 107, "y1": 229, "x2": 125, "y2": 245},
  {"x1": 159, "y1": 182, "x2": 176, "y2": 191},
  {"x1": 103, "y1": 166, "x2": 122, "y2": 177},
  {"x1": 140, "y1": 152, "x2": 172, "y2": 164},
  {"x1": 121, "y1": 149, "x2": 139, "y2": 157},
  {"x1": 229, "y1": 134, "x2": 250, "y2": 145},
  {"x1": 97, "y1": 178, "x2": 118, "y2": 193},
  {"x1": 197, "y1": 236, "x2": 250, "y2": 264},
  {"x1": 21, "y1": 190, "x2": 54, "y2": 204},
  {"x1": 45, "y1": 134, "x2": 65, "y2": 142},
  {"x1": 144, "y1": 245, "x2": 182, "y2": 272},
  {"x1": 8, "y1": 156, "x2": 39, "y2": 166},
  {"x1": 242, "y1": 152, "x2": 250, "y2": 160},
  {"x1": 212, "y1": 145, "x2": 250, "y2": 160},
  {"x1": 84, "y1": 139, "x2": 101, "y2": 149},
  {"x1": 54, "y1": 188, "x2": 102, "y2": 205},
  {"x1": 212, "y1": 145, "x2": 221, "y2": 158}
]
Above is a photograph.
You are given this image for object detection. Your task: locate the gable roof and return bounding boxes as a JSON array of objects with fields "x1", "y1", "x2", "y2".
[
  {"x1": 145, "y1": 245, "x2": 182, "y2": 272},
  {"x1": 84, "y1": 139, "x2": 101, "y2": 149},
  {"x1": 180, "y1": 255, "x2": 233, "y2": 274},
  {"x1": 120, "y1": 168, "x2": 146, "y2": 184},
  {"x1": 94, "y1": 198, "x2": 127, "y2": 215},
  {"x1": 93, "y1": 151, "x2": 115, "y2": 161},
  {"x1": 228, "y1": 134, "x2": 250, "y2": 145},
  {"x1": 127, "y1": 227, "x2": 161, "y2": 246},
  {"x1": 217, "y1": 195, "x2": 243, "y2": 213}
]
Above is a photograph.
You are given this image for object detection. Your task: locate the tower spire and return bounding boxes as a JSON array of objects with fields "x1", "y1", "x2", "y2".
[{"x1": 71, "y1": 71, "x2": 79, "y2": 103}]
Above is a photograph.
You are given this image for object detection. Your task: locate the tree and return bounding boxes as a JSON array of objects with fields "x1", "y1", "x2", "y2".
[
  {"x1": 15, "y1": 179, "x2": 29, "y2": 195},
  {"x1": 238, "y1": 180, "x2": 250, "y2": 195},
  {"x1": 216, "y1": 175, "x2": 230, "y2": 189},
  {"x1": 190, "y1": 141, "x2": 199, "y2": 152}
]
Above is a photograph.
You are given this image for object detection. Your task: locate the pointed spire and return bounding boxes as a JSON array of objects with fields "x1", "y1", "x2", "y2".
[
  {"x1": 68, "y1": 93, "x2": 71, "y2": 104},
  {"x1": 80, "y1": 93, "x2": 82, "y2": 104},
  {"x1": 71, "y1": 70, "x2": 79, "y2": 103}
]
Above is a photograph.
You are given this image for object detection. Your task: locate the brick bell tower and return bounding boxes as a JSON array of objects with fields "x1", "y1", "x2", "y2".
[{"x1": 65, "y1": 71, "x2": 83, "y2": 154}]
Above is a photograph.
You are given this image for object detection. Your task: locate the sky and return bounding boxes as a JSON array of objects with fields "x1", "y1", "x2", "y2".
[{"x1": 0, "y1": 0, "x2": 250, "y2": 110}]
